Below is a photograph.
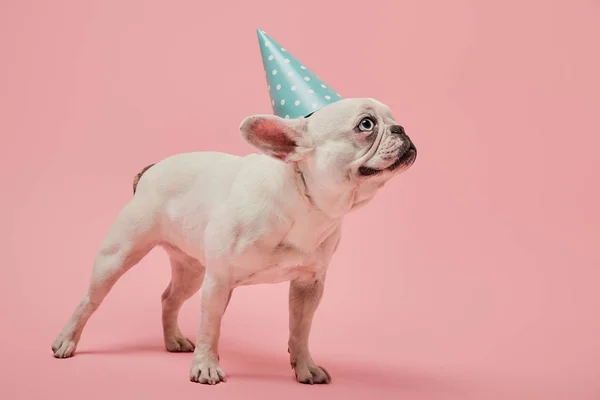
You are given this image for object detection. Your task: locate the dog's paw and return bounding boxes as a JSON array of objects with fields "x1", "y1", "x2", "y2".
[
  {"x1": 189, "y1": 357, "x2": 226, "y2": 385},
  {"x1": 52, "y1": 336, "x2": 77, "y2": 358},
  {"x1": 293, "y1": 363, "x2": 331, "y2": 385},
  {"x1": 165, "y1": 334, "x2": 195, "y2": 353}
]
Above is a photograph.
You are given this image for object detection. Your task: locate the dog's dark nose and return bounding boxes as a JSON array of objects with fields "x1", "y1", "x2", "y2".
[{"x1": 390, "y1": 125, "x2": 406, "y2": 136}]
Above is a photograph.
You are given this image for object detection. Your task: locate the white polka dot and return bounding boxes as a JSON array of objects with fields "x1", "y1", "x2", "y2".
[
  {"x1": 325, "y1": 95, "x2": 331, "y2": 100},
  {"x1": 272, "y1": 100, "x2": 275, "y2": 105},
  {"x1": 312, "y1": 103, "x2": 318, "y2": 109},
  {"x1": 268, "y1": 85, "x2": 271, "y2": 91},
  {"x1": 281, "y1": 99, "x2": 286, "y2": 105},
  {"x1": 265, "y1": 41, "x2": 271, "y2": 47},
  {"x1": 291, "y1": 85, "x2": 297, "y2": 91},
  {"x1": 307, "y1": 89, "x2": 314, "y2": 94},
  {"x1": 336, "y1": 93, "x2": 341, "y2": 97},
  {"x1": 304, "y1": 77, "x2": 310, "y2": 81},
  {"x1": 276, "y1": 84, "x2": 281, "y2": 90},
  {"x1": 300, "y1": 65, "x2": 306, "y2": 69},
  {"x1": 284, "y1": 58, "x2": 290, "y2": 63},
  {"x1": 268, "y1": 55, "x2": 274, "y2": 60},
  {"x1": 281, "y1": 47, "x2": 286, "y2": 52},
  {"x1": 287, "y1": 71, "x2": 293, "y2": 76},
  {"x1": 272, "y1": 69, "x2": 277, "y2": 75},
  {"x1": 285, "y1": 115, "x2": 290, "y2": 119},
  {"x1": 295, "y1": 100, "x2": 300, "y2": 106},
  {"x1": 321, "y1": 84, "x2": 327, "y2": 88}
]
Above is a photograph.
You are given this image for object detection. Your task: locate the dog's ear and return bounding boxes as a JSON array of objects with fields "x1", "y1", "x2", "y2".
[{"x1": 240, "y1": 115, "x2": 312, "y2": 162}]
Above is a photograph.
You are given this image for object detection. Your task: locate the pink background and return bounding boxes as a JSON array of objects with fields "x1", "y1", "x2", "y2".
[{"x1": 1, "y1": 1, "x2": 599, "y2": 399}]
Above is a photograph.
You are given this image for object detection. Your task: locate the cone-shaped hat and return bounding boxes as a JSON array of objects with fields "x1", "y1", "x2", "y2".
[{"x1": 257, "y1": 29, "x2": 342, "y2": 119}]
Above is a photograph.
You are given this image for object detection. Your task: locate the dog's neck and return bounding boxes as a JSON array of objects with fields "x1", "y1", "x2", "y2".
[{"x1": 291, "y1": 163, "x2": 381, "y2": 219}]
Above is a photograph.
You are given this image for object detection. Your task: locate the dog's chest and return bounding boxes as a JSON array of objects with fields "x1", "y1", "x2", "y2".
[{"x1": 232, "y1": 213, "x2": 338, "y2": 287}]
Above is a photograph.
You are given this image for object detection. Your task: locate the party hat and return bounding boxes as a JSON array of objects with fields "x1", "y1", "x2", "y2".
[{"x1": 257, "y1": 29, "x2": 342, "y2": 119}]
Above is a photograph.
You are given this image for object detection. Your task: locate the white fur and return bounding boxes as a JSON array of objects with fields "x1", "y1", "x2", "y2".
[{"x1": 52, "y1": 98, "x2": 416, "y2": 385}]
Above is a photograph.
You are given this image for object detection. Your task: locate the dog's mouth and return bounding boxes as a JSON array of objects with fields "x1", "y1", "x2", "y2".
[{"x1": 358, "y1": 144, "x2": 417, "y2": 176}]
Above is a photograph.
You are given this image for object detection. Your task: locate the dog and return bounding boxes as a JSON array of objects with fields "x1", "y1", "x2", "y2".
[{"x1": 51, "y1": 97, "x2": 417, "y2": 385}]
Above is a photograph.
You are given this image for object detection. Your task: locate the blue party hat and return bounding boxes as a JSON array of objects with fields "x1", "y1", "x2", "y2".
[{"x1": 257, "y1": 29, "x2": 342, "y2": 119}]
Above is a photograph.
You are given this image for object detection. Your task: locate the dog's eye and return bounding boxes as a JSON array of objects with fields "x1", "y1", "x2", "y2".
[{"x1": 358, "y1": 117, "x2": 375, "y2": 132}]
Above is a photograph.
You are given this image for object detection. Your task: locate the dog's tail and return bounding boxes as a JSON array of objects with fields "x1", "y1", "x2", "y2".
[{"x1": 132, "y1": 163, "x2": 155, "y2": 194}]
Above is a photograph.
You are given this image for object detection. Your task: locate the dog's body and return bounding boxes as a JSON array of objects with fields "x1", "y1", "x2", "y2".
[
  {"x1": 52, "y1": 98, "x2": 417, "y2": 385},
  {"x1": 134, "y1": 151, "x2": 341, "y2": 287}
]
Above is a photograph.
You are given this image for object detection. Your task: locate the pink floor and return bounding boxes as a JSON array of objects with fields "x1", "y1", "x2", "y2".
[
  {"x1": 8, "y1": 245, "x2": 600, "y2": 399},
  {"x1": 2, "y1": 1, "x2": 599, "y2": 399}
]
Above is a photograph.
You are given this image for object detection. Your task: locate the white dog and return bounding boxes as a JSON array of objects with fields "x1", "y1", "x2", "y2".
[{"x1": 52, "y1": 97, "x2": 417, "y2": 385}]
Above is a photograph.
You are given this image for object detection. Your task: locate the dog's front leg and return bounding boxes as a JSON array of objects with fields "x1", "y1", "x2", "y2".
[
  {"x1": 189, "y1": 271, "x2": 230, "y2": 385},
  {"x1": 288, "y1": 277, "x2": 331, "y2": 384}
]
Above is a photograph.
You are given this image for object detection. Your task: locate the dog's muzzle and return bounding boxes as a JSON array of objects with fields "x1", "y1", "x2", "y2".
[
  {"x1": 388, "y1": 124, "x2": 417, "y2": 170},
  {"x1": 359, "y1": 125, "x2": 417, "y2": 176}
]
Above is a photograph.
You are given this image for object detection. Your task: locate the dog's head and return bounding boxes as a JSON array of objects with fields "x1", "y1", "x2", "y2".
[{"x1": 240, "y1": 98, "x2": 417, "y2": 209}]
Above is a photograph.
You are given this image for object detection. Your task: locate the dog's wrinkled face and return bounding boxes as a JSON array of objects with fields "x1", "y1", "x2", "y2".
[
  {"x1": 240, "y1": 98, "x2": 417, "y2": 192},
  {"x1": 302, "y1": 98, "x2": 417, "y2": 181}
]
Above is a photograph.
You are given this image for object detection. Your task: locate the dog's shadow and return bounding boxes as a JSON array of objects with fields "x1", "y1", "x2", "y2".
[
  {"x1": 75, "y1": 338, "x2": 470, "y2": 395},
  {"x1": 225, "y1": 346, "x2": 469, "y2": 394},
  {"x1": 76, "y1": 341, "x2": 165, "y2": 356}
]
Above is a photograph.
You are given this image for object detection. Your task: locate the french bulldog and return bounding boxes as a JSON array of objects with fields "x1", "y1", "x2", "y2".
[{"x1": 52, "y1": 97, "x2": 417, "y2": 385}]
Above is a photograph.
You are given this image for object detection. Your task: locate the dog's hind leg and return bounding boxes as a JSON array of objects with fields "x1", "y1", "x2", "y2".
[
  {"x1": 161, "y1": 247, "x2": 205, "y2": 352},
  {"x1": 52, "y1": 197, "x2": 158, "y2": 358}
]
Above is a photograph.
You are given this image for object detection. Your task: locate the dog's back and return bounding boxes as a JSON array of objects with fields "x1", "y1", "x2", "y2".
[{"x1": 131, "y1": 151, "x2": 243, "y2": 198}]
